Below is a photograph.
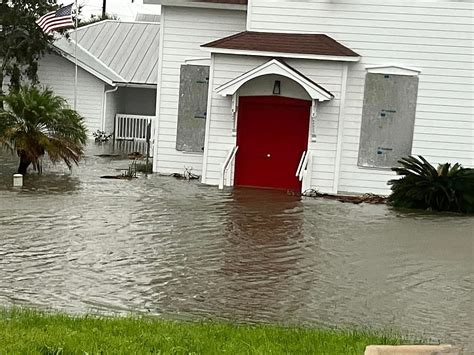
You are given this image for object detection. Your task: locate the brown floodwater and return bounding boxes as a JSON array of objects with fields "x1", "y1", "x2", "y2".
[{"x1": 0, "y1": 144, "x2": 472, "y2": 350}]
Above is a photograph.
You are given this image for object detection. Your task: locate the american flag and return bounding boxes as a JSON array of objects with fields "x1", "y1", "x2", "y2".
[{"x1": 36, "y1": 4, "x2": 75, "y2": 34}]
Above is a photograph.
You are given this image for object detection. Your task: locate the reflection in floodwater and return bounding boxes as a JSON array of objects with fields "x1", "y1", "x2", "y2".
[
  {"x1": 0, "y1": 144, "x2": 472, "y2": 350},
  {"x1": 218, "y1": 189, "x2": 307, "y2": 321}
]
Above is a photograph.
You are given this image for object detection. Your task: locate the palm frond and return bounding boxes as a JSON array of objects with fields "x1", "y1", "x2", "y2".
[{"x1": 388, "y1": 155, "x2": 474, "y2": 213}]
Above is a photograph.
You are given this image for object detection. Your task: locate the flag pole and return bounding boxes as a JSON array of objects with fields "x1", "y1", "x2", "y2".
[{"x1": 74, "y1": 0, "x2": 78, "y2": 110}]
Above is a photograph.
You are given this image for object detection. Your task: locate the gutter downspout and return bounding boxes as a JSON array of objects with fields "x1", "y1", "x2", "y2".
[{"x1": 102, "y1": 85, "x2": 118, "y2": 132}]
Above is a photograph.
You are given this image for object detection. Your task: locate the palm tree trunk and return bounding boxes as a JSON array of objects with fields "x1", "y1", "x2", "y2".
[{"x1": 18, "y1": 153, "x2": 31, "y2": 175}]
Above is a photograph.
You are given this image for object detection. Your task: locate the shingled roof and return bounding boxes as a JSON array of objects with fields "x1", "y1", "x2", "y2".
[{"x1": 202, "y1": 31, "x2": 360, "y2": 59}]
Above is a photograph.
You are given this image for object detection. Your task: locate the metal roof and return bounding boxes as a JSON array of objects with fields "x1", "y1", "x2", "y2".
[
  {"x1": 135, "y1": 13, "x2": 161, "y2": 22},
  {"x1": 53, "y1": 37, "x2": 125, "y2": 85},
  {"x1": 54, "y1": 20, "x2": 160, "y2": 86}
]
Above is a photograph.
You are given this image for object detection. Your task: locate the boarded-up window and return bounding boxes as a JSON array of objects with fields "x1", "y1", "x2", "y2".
[
  {"x1": 358, "y1": 73, "x2": 419, "y2": 168},
  {"x1": 176, "y1": 65, "x2": 210, "y2": 152}
]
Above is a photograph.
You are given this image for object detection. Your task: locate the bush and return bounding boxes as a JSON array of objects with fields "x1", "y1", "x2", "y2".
[
  {"x1": 135, "y1": 162, "x2": 153, "y2": 174},
  {"x1": 92, "y1": 130, "x2": 113, "y2": 143},
  {"x1": 388, "y1": 156, "x2": 474, "y2": 213}
]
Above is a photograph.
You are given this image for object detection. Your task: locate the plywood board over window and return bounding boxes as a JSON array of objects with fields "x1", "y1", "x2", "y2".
[
  {"x1": 358, "y1": 73, "x2": 419, "y2": 168},
  {"x1": 176, "y1": 65, "x2": 210, "y2": 153}
]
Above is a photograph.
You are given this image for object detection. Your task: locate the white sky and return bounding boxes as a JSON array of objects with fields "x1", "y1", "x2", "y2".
[{"x1": 59, "y1": 0, "x2": 160, "y2": 21}]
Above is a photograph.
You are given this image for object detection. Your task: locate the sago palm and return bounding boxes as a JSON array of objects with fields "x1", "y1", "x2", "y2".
[
  {"x1": 0, "y1": 85, "x2": 87, "y2": 174},
  {"x1": 388, "y1": 155, "x2": 474, "y2": 213}
]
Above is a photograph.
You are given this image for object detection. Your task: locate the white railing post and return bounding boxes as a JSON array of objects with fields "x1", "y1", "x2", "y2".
[
  {"x1": 150, "y1": 117, "x2": 156, "y2": 158},
  {"x1": 114, "y1": 115, "x2": 119, "y2": 139},
  {"x1": 297, "y1": 151, "x2": 312, "y2": 193},
  {"x1": 296, "y1": 151, "x2": 306, "y2": 177},
  {"x1": 302, "y1": 153, "x2": 313, "y2": 193},
  {"x1": 298, "y1": 152, "x2": 309, "y2": 181},
  {"x1": 219, "y1": 146, "x2": 238, "y2": 190}
]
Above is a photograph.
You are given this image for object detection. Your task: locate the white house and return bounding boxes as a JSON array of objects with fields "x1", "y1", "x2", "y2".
[
  {"x1": 145, "y1": 0, "x2": 473, "y2": 195},
  {"x1": 37, "y1": 20, "x2": 160, "y2": 137}
]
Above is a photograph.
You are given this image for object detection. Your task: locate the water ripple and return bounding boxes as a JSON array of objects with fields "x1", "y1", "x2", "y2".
[{"x1": 0, "y1": 145, "x2": 473, "y2": 350}]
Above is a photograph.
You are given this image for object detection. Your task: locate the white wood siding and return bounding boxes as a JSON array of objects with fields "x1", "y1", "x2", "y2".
[
  {"x1": 249, "y1": 0, "x2": 474, "y2": 195},
  {"x1": 38, "y1": 53, "x2": 105, "y2": 136},
  {"x1": 105, "y1": 88, "x2": 120, "y2": 135},
  {"x1": 154, "y1": 6, "x2": 247, "y2": 175},
  {"x1": 204, "y1": 54, "x2": 344, "y2": 193}
]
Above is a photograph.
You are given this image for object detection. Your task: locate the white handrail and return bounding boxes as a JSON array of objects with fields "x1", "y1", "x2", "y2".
[
  {"x1": 296, "y1": 151, "x2": 306, "y2": 177},
  {"x1": 298, "y1": 151, "x2": 310, "y2": 182},
  {"x1": 300, "y1": 151, "x2": 313, "y2": 192},
  {"x1": 219, "y1": 146, "x2": 238, "y2": 189}
]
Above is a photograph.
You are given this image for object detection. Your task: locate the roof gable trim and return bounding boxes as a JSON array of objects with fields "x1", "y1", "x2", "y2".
[{"x1": 215, "y1": 59, "x2": 334, "y2": 101}]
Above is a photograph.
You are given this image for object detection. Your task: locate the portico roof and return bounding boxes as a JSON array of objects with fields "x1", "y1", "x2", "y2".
[
  {"x1": 202, "y1": 31, "x2": 360, "y2": 62},
  {"x1": 215, "y1": 59, "x2": 334, "y2": 101}
]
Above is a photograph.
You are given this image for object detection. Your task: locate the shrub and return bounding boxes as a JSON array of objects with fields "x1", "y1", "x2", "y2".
[
  {"x1": 92, "y1": 130, "x2": 113, "y2": 143},
  {"x1": 135, "y1": 162, "x2": 153, "y2": 174},
  {"x1": 388, "y1": 156, "x2": 474, "y2": 213}
]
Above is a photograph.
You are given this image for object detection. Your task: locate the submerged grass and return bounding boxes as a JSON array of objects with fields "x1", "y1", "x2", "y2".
[{"x1": 0, "y1": 308, "x2": 408, "y2": 354}]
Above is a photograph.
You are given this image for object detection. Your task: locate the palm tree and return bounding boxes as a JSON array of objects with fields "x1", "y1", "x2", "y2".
[{"x1": 0, "y1": 85, "x2": 87, "y2": 174}]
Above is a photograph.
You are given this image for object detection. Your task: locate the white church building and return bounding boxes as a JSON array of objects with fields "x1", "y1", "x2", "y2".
[{"x1": 145, "y1": 0, "x2": 473, "y2": 195}]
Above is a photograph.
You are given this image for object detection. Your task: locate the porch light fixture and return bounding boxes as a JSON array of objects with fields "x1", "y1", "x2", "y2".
[{"x1": 273, "y1": 80, "x2": 281, "y2": 95}]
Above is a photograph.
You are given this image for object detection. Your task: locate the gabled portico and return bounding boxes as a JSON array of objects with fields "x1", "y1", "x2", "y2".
[
  {"x1": 200, "y1": 31, "x2": 360, "y2": 192},
  {"x1": 215, "y1": 58, "x2": 334, "y2": 101}
]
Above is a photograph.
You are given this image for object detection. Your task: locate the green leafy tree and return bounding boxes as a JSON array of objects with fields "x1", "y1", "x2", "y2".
[
  {"x1": 0, "y1": 0, "x2": 59, "y2": 109},
  {"x1": 78, "y1": 13, "x2": 119, "y2": 27},
  {"x1": 388, "y1": 155, "x2": 474, "y2": 213},
  {"x1": 0, "y1": 85, "x2": 87, "y2": 174}
]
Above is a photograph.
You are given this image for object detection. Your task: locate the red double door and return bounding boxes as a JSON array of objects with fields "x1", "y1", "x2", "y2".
[{"x1": 234, "y1": 96, "x2": 311, "y2": 191}]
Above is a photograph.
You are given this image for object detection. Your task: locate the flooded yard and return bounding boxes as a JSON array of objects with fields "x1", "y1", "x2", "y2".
[{"x1": 0, "y1": 144, "x2": 472, "y2": 350}]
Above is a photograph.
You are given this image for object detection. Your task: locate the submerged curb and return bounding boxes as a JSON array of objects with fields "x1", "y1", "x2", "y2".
[{"x1": 365, "y1": 345, "x2": 461, "y2": 355}]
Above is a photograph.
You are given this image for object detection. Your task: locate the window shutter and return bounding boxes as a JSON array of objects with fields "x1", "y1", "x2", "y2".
[
  {"x1": 358, "y1": 73, "x2": 419, "y2": 168},
  {"x1": 176, "y1": 65, "x2": 210, "y2": 152}
]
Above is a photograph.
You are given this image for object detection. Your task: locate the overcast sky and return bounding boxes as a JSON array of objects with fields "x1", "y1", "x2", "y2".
[{"x1": 59, "y1": 0, "x2": 160, "y2": 21}]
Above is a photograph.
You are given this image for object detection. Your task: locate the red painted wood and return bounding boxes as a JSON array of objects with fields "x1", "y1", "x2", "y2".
[{"x1": 234, "y1": 96, "x2": 311, "y2": 191}]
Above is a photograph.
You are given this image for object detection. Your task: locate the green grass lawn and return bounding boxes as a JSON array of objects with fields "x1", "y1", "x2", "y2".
[{"x1": 0, "y1": 308, "x2": 408, "y2": 354}]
